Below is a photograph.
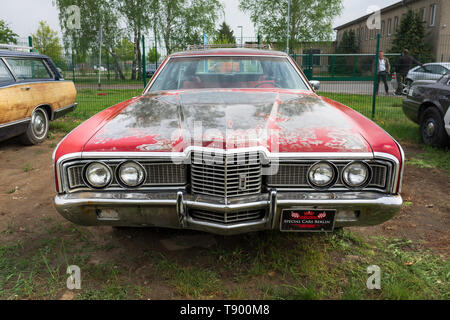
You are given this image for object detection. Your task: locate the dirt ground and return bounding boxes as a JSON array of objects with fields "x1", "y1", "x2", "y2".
[{"x1": 0, "y1": 135, "x2": 448, "y2": 258}]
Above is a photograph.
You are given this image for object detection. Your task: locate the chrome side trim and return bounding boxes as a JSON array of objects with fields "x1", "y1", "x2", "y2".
[
  {"x1": 373, "y1": 152, "x2": 400, "y2": 194},
  {"x1": 0, "y1": 117, "x2": 31, "y2": 128}
]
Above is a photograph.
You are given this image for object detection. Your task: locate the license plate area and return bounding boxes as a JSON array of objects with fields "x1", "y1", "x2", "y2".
[{"x1": 280, "y1": 209, "x2": 336, "y2": 232}]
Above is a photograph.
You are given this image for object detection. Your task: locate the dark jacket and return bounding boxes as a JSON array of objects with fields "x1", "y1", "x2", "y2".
[{"x1": 396, "y1": 55, "x2": 422, "y2": 74}]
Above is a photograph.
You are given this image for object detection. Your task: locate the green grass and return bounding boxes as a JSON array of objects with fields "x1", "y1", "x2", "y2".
[{"x1": 1, "y1": 226, "x2": 446, "y2": 300}]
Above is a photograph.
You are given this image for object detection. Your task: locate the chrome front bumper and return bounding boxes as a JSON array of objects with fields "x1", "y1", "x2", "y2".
[{"x1": 54, "y1": 191, "x2": 402, "y2": 235}]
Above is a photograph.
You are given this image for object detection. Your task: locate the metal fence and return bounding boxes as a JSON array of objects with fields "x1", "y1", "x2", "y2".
[{"x1": 29, "y1": 33, "x2": 449, "y2": 123}]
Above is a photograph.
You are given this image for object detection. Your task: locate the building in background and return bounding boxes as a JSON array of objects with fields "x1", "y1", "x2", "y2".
[{"x1": 335, "y1": 0, "x2": 450, "y2": 61}]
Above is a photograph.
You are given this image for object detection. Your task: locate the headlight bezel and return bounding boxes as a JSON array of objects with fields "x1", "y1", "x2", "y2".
[
  {"x1": 307, "y1": 161, "x2": 338, "y2": 189},
  {"x1": 116, "y1": 161, "x2": 147, "y2": 188},
  {"x1": 342, "y1": 161, "x2": 372, "y2": 189},
  {"x1": 83, "y1": 161, "x2": 113, "y2": 189}
]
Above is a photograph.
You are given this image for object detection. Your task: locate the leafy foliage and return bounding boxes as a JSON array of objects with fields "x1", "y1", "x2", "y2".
[
  {"x1": 0, "y1": 19, "x2": 18, "y2": 44},
  {"x1": 239, "y1": 0, "x2": 343, "y2": 52},
  {"x1": 390, "y1": 9, "x2": 434, "y2": 63},
  {"x1": 32, "y1": 22, "x2": 63, "y2": 67},
  {"x1": 333, "y1": 30, "x2": 359, "y2": 76},
  {"x1": 156, "y1": 0, "x2": 224, "y2": 53},
  {"x1": 214, "y1": 22, "x2": 236, "y2": 44}
]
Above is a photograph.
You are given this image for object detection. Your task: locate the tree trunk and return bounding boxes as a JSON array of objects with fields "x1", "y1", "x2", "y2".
[{"x1": 107, "y1": 47, "x2": 125, "y2": 80}]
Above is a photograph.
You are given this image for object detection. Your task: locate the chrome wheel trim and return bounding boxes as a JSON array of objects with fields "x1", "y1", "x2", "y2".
[
  {"x1": 31, "y1": 109, "x2": 47, "y2": 139},
  {"x1": 425, "y1": 121, "x2": 436, "y2": 137}
]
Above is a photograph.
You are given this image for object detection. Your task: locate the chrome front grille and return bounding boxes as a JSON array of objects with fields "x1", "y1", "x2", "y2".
[
  {"x1": 191, "y1": 152, "x2": 262, "y2": 198},
  {"x1": 65, "y1": 161, "x2": 186, "y2": 191},
  {"x1": 190, "y1": 209, "x2": 265, "y2": 224},
  {"x1": 267, "y1": 161, "x2": 390, "y2": 190}
]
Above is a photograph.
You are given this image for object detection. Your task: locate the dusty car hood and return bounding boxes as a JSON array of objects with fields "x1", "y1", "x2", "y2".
[{"x1": 82, "y1": 90, "x2": 372, "y2": 153}]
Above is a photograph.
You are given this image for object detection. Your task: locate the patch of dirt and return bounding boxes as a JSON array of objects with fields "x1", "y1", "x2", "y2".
[
  {"x1": 0, "y1": 136, "x2": 448, "y2": 275},
  {"x1": 351, "y1": 142, "x2": 450, "y2": 255}
]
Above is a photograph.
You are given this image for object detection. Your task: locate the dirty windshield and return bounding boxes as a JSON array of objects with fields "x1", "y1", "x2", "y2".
[{"x1": 149, "y1": 56, "x2": 309, "y2": 91}]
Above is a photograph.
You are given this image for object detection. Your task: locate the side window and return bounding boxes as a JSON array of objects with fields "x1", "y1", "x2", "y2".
[
  {"x1": 5, "y1": 58, "x2": 53, "y2": 80},
  {"x1": 415, "y1": 67, "x2": 425, "y2": 73},
  {"x1": 0, "y1": 60, "x2": 14, "y2": 84},
  {"x1": 426, "y1": 65, "x2": 446, "y2": 75}
]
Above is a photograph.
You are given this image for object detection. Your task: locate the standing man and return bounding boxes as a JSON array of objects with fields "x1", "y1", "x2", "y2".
[
  {"x1": 395, "y1": 49, "x2": 423, "y2": 95},
  {"x1": 377, "y1": 50, "x2": 391, "y2": 96}
]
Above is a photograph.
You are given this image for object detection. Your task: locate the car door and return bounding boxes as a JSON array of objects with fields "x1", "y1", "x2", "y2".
[
  {"x1": 0, "y1": 58, "x2": 30, "y2": 126},
  {"x1": 4, "y1": 57, "x2": 54, "y2": 117},
  {"x1": 423, "y1": 65, "x2": 447, "y2": 81}
]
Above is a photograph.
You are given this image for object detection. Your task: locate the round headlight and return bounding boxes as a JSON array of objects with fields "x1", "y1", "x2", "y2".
[
  {"x1": 308, "y1": 162, "x2": 336, "y2": 188},
  {"x1": 85, "y1": 162, "x2": 112, "y2": 188},
  {"x1": 342, "y1": 162, "x2": 370, "y2": 188},
  {"x1": 118, "y1": 161, "x2": 145, "y2": 187}
]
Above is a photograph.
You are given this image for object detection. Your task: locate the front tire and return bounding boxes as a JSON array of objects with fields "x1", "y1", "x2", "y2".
[
  {"x1": 19, "y1": 108, "x2": 49, "y2": 145},
  {"x1": 420, "y1": 107, "x2": 447, "y2": 147}
]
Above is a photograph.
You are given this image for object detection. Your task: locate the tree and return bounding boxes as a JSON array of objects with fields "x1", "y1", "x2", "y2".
[
  {"x1": 117, "y1": 0, "x2": 155, "y2": 80},
  {"x1": 390, "y1": 9, "x2": 434, "y2": 64},
  {"x1": 56, "y1": 0, "x2": 126, "y2": 80},
  {"x1": 214, "y1": 21, "x2": 236, "y2": 44},
  {"x1": 239, "y1": 0, "x2": 343, "y2": 52},
  {"x1": 156, "y1": 0, "x2": 224, "y2": 54},
  {"x1": 332, "y1": 30, "x2": 359, "y2": 76},
  {"x1": 0, "y1": 19, "x2": 18, "y2": 44},
  {"x1": 147, "y1": 46, "x2": 161, "y2": 64},
  {"x1": 32, "y1": 21, "x2": 63, "y2": 66}
]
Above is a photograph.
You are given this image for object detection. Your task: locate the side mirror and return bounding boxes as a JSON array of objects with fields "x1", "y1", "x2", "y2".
[{"x1": 310, "y1": 80, "x2": 320, "y2": 91}]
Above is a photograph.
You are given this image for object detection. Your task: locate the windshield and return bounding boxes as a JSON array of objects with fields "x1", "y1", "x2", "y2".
[{"x1": 149, "y1": 56, "x2": 309, "y2": 92}]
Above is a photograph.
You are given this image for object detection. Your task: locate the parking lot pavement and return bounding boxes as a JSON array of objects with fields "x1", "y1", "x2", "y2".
[{"x1": 318, "y1": 81, "x2": 397, "y2": 95}]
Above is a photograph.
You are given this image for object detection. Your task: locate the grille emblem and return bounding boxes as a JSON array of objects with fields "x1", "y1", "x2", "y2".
[{"x1": 239, "y1": 174, "x2": 247, "y2": 190}]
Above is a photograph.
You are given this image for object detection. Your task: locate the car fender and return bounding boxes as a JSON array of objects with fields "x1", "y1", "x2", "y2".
[
  {"x1": 444, "y1": 107, "x2": 450, "y2": 136},
  {"x1": 419, "y1": 99, "x2": 444, "y2": 121}
]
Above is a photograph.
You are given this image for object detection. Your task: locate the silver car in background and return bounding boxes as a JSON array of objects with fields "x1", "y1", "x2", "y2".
[
  {"x1": 406, "y1": 62, "x2": 450, "y2": 85},
  {"x1": 393, "y1": 62, "x2": 450, "y2": 94}
]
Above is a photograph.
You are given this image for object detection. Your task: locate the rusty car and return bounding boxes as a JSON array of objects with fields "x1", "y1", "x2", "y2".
[
  {"x1": 53, "y1": 48, "x2": 404, "y2": 235},
  {"x1": 0, "y1": 48, "x2": 77, "y2": 145}
]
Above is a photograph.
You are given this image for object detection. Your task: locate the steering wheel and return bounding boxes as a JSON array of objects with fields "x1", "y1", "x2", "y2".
[{"x1": 253, "y1": 81, "x2": 281, "y2": 88}]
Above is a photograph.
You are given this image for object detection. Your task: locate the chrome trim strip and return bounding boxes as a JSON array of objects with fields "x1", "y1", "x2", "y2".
[
  {"x1": 0, "y1": 117, "x2": 31, "y2": 129},
  {"x1": 0, "y1": 79, "x2": 73, "y2": 90},
  {"x1": 373, "y1": 152, "x2": 400, "y2": 194}
]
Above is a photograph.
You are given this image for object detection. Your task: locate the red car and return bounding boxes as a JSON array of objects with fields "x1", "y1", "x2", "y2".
[{"x1": 53, "y1": 49, "x2": 404, "y2": 235}]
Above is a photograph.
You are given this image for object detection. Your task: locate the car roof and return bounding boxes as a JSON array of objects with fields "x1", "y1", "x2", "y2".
[
  {"x1": 424, "y1": 62, "x2": 450, "y2": 68},
  {"x1": 169, "y1": 48, "x2": 289, "y2": 58},
  {"x1": 0, "y1": 50, "x2": 48, "y2": 59}
]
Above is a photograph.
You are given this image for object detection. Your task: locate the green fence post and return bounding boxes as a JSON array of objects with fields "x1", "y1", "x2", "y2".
[
  {"x1": 28, "y1": 36, "x2": 33, "y2": 52},
  {"x1": 353, "y1": 56, "x2": 357, "y2": 78},
  {"x1": 107, "y1": 52, "x2": 110, "y2": 81},
  {"x1": 372, "y1": 34, "x2": 381, "y2": 119},
  {"x1": 142, "y1": 35, "x2": 147, "y2": 87},
  {"x1": 72, "y1": 50, "x2": 75, "y2": 82},
  {"x1": 257, "y1": 35, "x2": 261, "y2": 49}
]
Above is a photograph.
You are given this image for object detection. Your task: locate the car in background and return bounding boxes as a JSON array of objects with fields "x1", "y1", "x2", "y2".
[
  {"x1": 146, "y1": 64, "x2": 157, "y2": 79},
  {"x1": 405, "y1": 62, "x2": 450, "y2": 86},
  {"x1": 403, "y1": 72, "x2": 450, "y2": 147},
  {"x1": 53, "y1": 48, "x2": 404, "y2": 235},
  {"x1": 0, "y1": 50, "x2": 77, "y2": 145}
]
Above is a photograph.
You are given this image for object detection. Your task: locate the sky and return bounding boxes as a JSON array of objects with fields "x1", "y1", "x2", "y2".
[{"x1": 0, "y1": 0, "x2": 400, "y2": 41}]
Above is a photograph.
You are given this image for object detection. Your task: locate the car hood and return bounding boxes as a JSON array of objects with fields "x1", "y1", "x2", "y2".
[{"x1": 82, "y1": 90, "x2": 373, "y2": 154}]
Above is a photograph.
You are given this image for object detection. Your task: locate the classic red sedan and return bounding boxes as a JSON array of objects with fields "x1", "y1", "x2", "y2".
[{"x1": 53, "y1": 49, "x2": 404, "y2": 235}]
